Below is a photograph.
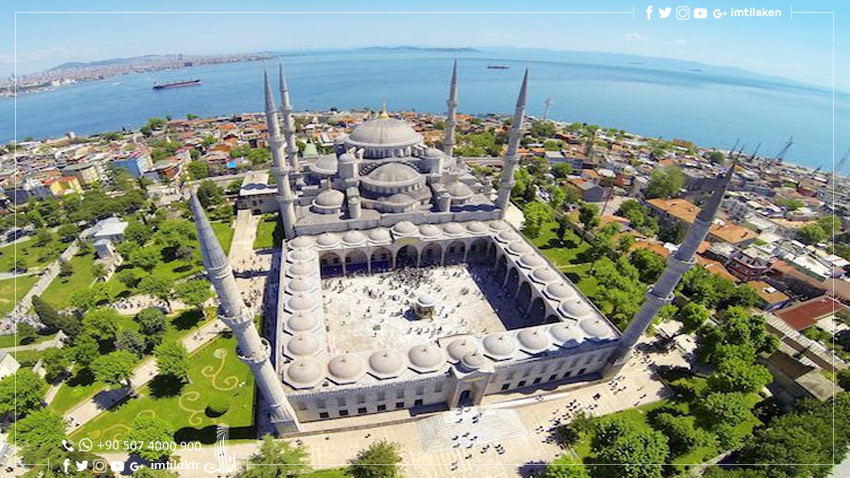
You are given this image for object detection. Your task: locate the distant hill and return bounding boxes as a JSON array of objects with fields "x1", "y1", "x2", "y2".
[
  {"x1": 355, "y1": 46, "x2": 479, "y2": 53},
  {"x1": 49, "y1": 54, "x2": 185, "y2": 71}
]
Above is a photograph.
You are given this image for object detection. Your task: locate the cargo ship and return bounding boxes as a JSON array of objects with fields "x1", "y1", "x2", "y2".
[
  {"x1": 487, "y1": 65, "x2": 509, "y2": 70},
  {"x1": 152, "y1": 79, "x2": 201, "y2": 90}
]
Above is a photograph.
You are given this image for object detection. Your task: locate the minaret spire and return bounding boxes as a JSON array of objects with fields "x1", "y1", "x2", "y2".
[
  {"x1": 264, "y1": 68, "x2": 297, "y2": 238},
  {"x1": 495, "y1": 68, "x2": 529, "y2": 216},
  {"x1": 278, "y1": 63, "x2": 299, "y2": 173},
  {"x1": 605, "y1": 162, "x2": 738, "y2": 375},
  {"x1": 189, "y1": 193, "x2": 299, "y2": 433},
  {"x1": 442, "y1": 59, "x2": 459, "y2": 156}
]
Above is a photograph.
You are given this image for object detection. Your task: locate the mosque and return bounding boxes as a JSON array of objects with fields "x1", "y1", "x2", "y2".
[{"x1": 191, "y1": 61, "x2": 735, "y2": 434}]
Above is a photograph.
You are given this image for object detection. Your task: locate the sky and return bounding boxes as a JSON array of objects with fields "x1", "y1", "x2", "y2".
[{"x1": 1, "y1": 0, "x2": 847, "y2": 90}]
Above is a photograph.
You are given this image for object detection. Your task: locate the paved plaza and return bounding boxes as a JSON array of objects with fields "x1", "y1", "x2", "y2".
[{"x1": 322, "y1": 264, "x2": 532, "y2": 353}]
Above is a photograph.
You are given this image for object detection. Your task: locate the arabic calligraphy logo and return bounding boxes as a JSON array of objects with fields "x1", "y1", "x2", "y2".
[{"x1": 204, "y1": 424, "x2": 237, "y2": 474}]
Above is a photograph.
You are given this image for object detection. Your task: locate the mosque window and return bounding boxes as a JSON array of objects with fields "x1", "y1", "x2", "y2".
[
  {"x1": 533, "y1": 377, "x2": 542, "y2": 385},
  {"x1": 319, "y1": 412, "x2": 329, "y2": 419},
  {"x1": 501, "y1": 383, "x2": 510, "y2": 391},
  {"x1": 577, "y1": 368, "x2": 586, "y2": 375},
  {"x1": 358, "y1": 407, "x2": 367, "y2": 414},
  {"x1": 396, "y1": 401, "x2": 405, "y2": 409},
  {"x1": 434, "y1": 383, "x2": 443, "y2": 393},
  {"x1": 378, "y1": 404, "x2": 387, "y2": 411},
  {"x1": 414, "y1": 399, "x2": 423, "y2": 406},
  {"x1": 517, "y1": 380, "x2": 526, "y2": 388},
  {"x1": 563, "y1": 371, "x2": 572, "y2": 378},
  {"x1": 339, "y1": 409, "x2": 349, "y2": 416},
  {"x1": 549, "y1": 374, "x2": 557, "y2": 382}
]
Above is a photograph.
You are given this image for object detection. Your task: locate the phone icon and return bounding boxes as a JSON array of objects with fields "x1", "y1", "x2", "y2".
[{"x1": 61, "y1": 439, "x2": 74, "y2": 451}]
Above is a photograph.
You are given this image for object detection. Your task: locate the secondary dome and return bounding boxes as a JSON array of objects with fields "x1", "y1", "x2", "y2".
[
  {"x1": 368, "y1": 350, "x2": 405, "y2": 379},
  {"x1": 496, "y1": 230, "x2": 521, "y2": 244},
  {"x1": 549, "y1": 322, "x2": 583, "y2": 347},
  {"x1": 367, "y1": 163, "x2": 421, "y2": 184},
  {"x1": 507, "y1": 242, "x2": 532, "y2": 256},
  {"x1": 328, "y1": 354, "x2": 366, "y2": 383},
  {"x1": 368, "y1": 228, "x2": 391, "y2": 243},
  {"x1": 559, "y1": 299, "x2": 594, "y2": 319},
  {"x1": 387, "y1": 193, "x2": 415, "y2": 205},
  {"x1": 580, "y1": 318, "x2": 612, "y2": 339},
  {"x1": 446, "y1": 182, "x2": 473, "y2": 200},
  {"x1": 392, "y1": 220, "x2": 418, "y2": 236},
  {"x1": 347, "y1": 117, "x2": 422, "y2": 147},
  {"x1": 309, "y1": 155, "x2": 338, "y2": 175},
  {"x1": 288, "y1": 248, "x2": 315, "y2": 262},
  {"x1": 289, "y1": 236, "x2": 313, "y2": 249},
  {"x1": 518, "y1": 254, "x2": 545, "y2": 270},
  {"x1": 287, "y1": 262, "x2": 315, "y2": 277},
  {"x1": 315, "y1": 188, "x2": 344, "y2": 207},
  {"x1": 286, "y1": 314, "x2": 319, "y2": 333},
  {"x1": 466, "y1": 221, "x2": 488, "y2": 234},
  {"x1": 443, "y1": 222, "x2": 465, "y2": 236},
  {"x1": 489, "y1": 221, "x2": 510, "y2": 232},
  {"x1": 518, "y1": 328, "x2": 551, "y2": 353},
  {"x1": 285, "y1": 278, "x2": 316, "y2": 294},
  {"x1": 285, "y1": 334, "x2": 320, "y2": 357},
  {"x1": 407, "y1": 344, "x2": 444, "y2": 372},
  {"x1": 531, "y1": 268, "x2": 559, "y2": 284},
  {"x1": 286, "y1": 295, "x2": 317, "y2": 312},
  {"x1": 342, "y1": 230, "x2": 367, "y2": 246},
  {"x1": 316, "y1": 232, "x2": 341, "y2": 248},
  {"x1": 461, "y1": 351, "x2": 486, "y2": 370},
  {"x1": 284, "y1": 358, "x2": 323, "y2": 388},
  {"x1": 419, "y1": 224, "x2": 441, "y2": 238},
  {"x1": 447, "y1": 338, "x2": 478, "y2": 362},
  {"x1": 482, "y1": 334, "x2": 517, "y2": 360},
  {"x1": 544, "y1": 282, "x2": 577, "y2": 301}
]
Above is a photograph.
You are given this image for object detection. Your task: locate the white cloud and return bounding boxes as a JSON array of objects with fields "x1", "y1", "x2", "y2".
[
  {"x1": 6, "y1": 46, "x2": 97, "y2": 65},
  {"x1": 667, "y1": 39, "x2": 688, "y2": 46},
  {"x1": 626, "y1": 33, "x2": 649, "y2": 42}
]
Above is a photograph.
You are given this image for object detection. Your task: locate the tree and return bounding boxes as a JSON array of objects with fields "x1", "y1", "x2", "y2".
[
  {"x1": 17, "y1": 322, "x2": 38, "y2": 344},
  {"x1": 616, "y1": 234, "x2": 635, "y2": 256},
  {"x1": 125, "y1": 220, "x2": 150, "y2": 244},
  {"x1": 70, "y1": 288, "x2": 102, "y2": 312},
  {"x1": 116, "y1": 329, "x2": 147, "y2": 357},
  {"x1": 676, "y1": 302, "x2": 710, "y2": 333},
  {"x1": 138, "y1": 275, "x2": 173, "y2": 310},
  {"x1": 91, "y1": 350, "x2": 137, "y2": 388},
  {"x1": 197, "y1": 179, "x2": 226, "y2": 208},
  {"x1": 616, "y1": 199, "x2": 659, "y2": 237},
  {"x1": 0, "y1": 369, "x2": 47, "y2": 417},
  {"x1": 645, "y1": 165, "x2": 685, "y2": 199},
  {"x1": 706, "y1": 150, "x2": 725, "y2": 164},
  {"x1": 578, "y1": 202, "x2": 599, "y2": 240},
  {"x1": 136, "y1": 307, "x2": 168, "y2": 348},
  {"x1": 71, "y1": 333, "x2": 99, "y2": 368},
  {"x1": 556, "y1": 215, "x2": 572, "y2": 243},
  {"x1": 13, "y1": 409, "x2": 69, "y2": 465},
  {"x1": 130, "y1": 246, "x2": 161, "y2": 271},
  {"x1": 838, "y1": 368, "x2": 850, "y2": 391},
  {"x1": 59, "y1": 259, "x2": 74, "y2": 277},
  {"x1": 41, "y1": 348, "x2": 70, "y2": 382},
  {"x1": 34, "y1": 228, "x2": 54, "y2": 247},
  {"x1": 117, "y1": 268, "x2": 143, "y2": 289},
  {"x1": 239, "y1": 434, "x2": 311, "y2": 478},
  {"x1": 155, "y1": 339, "x2": 189, "y2": 382},
  {"x1": 57, "y1": 223, "x2": 78, "y2": 242},
  {"x1": 628, "y1": 248, "x2": 665, "y2": 284},
  {"x1": 523, "y1": 202, "x2": 553, "y2": 239},
  {"x1": 81, "y1": 307, "x2": 120, "y2": 341},
  {"x1": 695, "y1": 391, "x2": 753, "y2": 446},
  {"x1": 175, "y1": 279, "x2": 213, "y2": 310},
  {"x1": 127, "y1": 415, "x2": 175, "y2": 462},
  {"x1": 650, "y1": 412, "x2": 714, "y2": 457},
  {"x1": 796, "y1": 223, "x2": 828, "y2": 245},
  {"x1": 538, "y1": 455, "x2": 589, "y2": 478},
  {"x1": 346, "y1": 440, "x2": 403, "y2": 478},
  {"x1": 92, "y1": 261, "x2": 108, "y2": 281},
  {"x1": 551, "y1": 162, "x2": 573, "y2": 178},
  {"x1": 707, "y1": 357, "x2": 772, "y2": 394},
  {"x1": 590, "y1": 418, "x2": 669, "y2": 478},
  {"x1": 187, "y1": 160, "x2": 210, "y2": 180}
]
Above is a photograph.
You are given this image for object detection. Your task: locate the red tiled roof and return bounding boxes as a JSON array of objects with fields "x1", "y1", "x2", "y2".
[{"x1": 775, "y1": 296, "x2": 845, "y2": 331}]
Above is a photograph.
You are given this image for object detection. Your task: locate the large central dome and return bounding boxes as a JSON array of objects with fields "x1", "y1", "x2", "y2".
[{"x1": 347, "y1": 117, "x2": 423, "y2": 148}]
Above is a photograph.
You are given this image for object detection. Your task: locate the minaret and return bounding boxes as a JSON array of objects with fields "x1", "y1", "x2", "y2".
[
  {"x1": 442, "y1": 60, "x2": 459, "y2": 156},
  {"x1": 278, "y1": 64, "x2": 299, "y2": 174},
  {"x1": 495, "y1": 69, "x2": 529, "y2": 216},
  {"x1": 605, "y1": 163, "x2": 737, "y2": 375},
  {"x1": 189, "y1": 193, "x2": 300, "y2": 434},
  {"x1": 265, "y1": 69, "x2": 297, "y2": 238}
]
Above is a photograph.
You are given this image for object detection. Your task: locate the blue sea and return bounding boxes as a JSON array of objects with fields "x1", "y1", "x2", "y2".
[{"x1": 2, "y1": 48, "x2": 848, "y2": 170}]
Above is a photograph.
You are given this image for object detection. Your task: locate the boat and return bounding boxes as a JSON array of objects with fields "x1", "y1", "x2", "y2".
[
  {"x1": 487, "y1": 65, "x2": 509, "y2": 70},
  {"x1": 152, "y1": 79, "x2": 201, "y2": 90}
]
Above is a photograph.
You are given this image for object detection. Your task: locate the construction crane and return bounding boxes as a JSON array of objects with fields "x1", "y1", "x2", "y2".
[
  {"x1": 542, "y1": 97, "x2": 553, "y2": 122},
  {"x1": 835, "y1": 146, "x2": 850, "y2": 174},
  {"x1": 773, "y1": 136, "x2": 793, "y2": 162}
]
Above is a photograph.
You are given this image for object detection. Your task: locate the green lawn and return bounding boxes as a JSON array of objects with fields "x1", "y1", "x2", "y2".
[
  {"x1": 40, "y1": 251, "x2": 125, "y2": 310},
  {"x1": 0, "y1": 238, "x2": 63, "y2": 273},
  {"x1": 254, "y1": 216, "x2": 282, "y2": 250},
  {"x1": 529, "y1": 221, "x2": 589, "y2": 267},
  {"x1": 12, "y1": 347, "x2": 57, "y2": 367},
  {"x1": 211, "y1": 220, "x2": 235, "y2": 255},
  {"x1": 558, "y1": 264, "x2": 598, "y2": 297},
  {"x1": 0, "y1": 274, "x2": 39, "y2": 315},
  {"x1": 49, "y1": 308, "x2": 213, "y2": 414},
  {"x1": 302, "y1": 469, "x2": 346, "y2": 478},
  {"x1": 71, "y1": 333, "x2": 255, "y2": 444},
  {"x1": 0, "y1": 330, "x2": 57, "y2": 349}
]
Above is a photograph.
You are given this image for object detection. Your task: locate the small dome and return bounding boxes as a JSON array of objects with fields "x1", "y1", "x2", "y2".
[
  {"x1": 368, "y1": 350, "x2": 405, "y2": 379},
  {"x1": 559, "y1": 299, "x2": 594, "y2": 319},
  {"x1": 367, "y1": 163, "x2": 421, "y2": 184},
  {"x1": 518, "y1": 253, "x2": 545, "y2": 270},
  {"x1": 447, "y1": 338, "x2": 478, "y2": 362},
  {"x1": 288, "y1": 248, "x2": 315, "y2": 262},
  {"x1": 342, "y1": 230, "x2": 367, "y2": 246},
  {"x1": 284, "y1": 358, "x2": 323, "y2": 388},
  {"x1": 286, "y1": 334, "x2": 320, "y2": 357},
  {"x1": 544, "y1": 283, "x2": 577, "y2": 301},
  {"x1": 416, "y1": 294, "x2": 436, "y2": 306},
  {"x1": 368, "y1": 228, "x2": 391, "y2": 243},
  {"x1": 489, "y1": 221, "x2": 510, "y2": 232},
  {"x1": 446, "y1": 182, "x2": 473, "y2": 199},
  {"x1": 424, "y1": 147, "x2": 444, "y2": 158},
  {"x1": 287, "y1": 262, "x2": 315, "y2": 277},
  {"x1": 392, "y1": 221, "x2": 418, "y2": 236},
  {"x1": 387, "y1": 193, "x2": 415, "y2": 204},
  {"x1": 407, "y1": 343, "x2": 444, "y2": 372},
  {"x1": 580, "y1": 318, "x2": 612, "y2": 338},
  {"x1": 517, "y1": 329, "x2": 551, "y2": 353},
  {"x1": 316, "y1": 232, "x2": 341, "y2": 248},
  {"x1": 310, "y1": 155, "x2": 338, "y2": 175},
  {"x1": 339, "y1": 152, "x2": 357, "y2": 163},
  {"x1": 461, "y1": 351, "x2": 486, "y2": 370},
  {"x1": 466, "y1": 221, "x2": 488, "y2": 234},
  {"x1": 531, "y1": 268, "x2": 559, "y2": 284},
  {"x1": 286, "y1": 278, "x2": 316, "y2": 294},
  {"x1": 496, "y1": 230, "x2": 521, "y2": 244},
  {"x1": 443, "y1": 222, "x2": 465, "y2": 236},
  {"x1": 419, "y1": 224, "x2": 441, "y2": 238},
  {"x1": 286, "y1": 295, "x2": 317, "y2": 312},
  {"x1": 315, "y1": 188, "x2": 345, "y2": 208},
  {"x1": 289, "y1": 236, "x2": 313, "y2": 249},
  {"x1": 287, "y1": 314, "x2": 319, "y2": 333},
  {"x1": 328, "y1": 354, "x2": 366, "y2": 383},
  {"x1": 549, "y1": 322, "x2": 583, "y2": 347},
  {"x1": 506, "y1": 242, "x2": 532, "y2": 256},
  {"x1": 482, "y1": 334, "x2": 517, "y2": 360}
]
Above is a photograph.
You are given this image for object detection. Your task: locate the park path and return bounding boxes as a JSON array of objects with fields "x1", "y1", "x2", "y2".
[
  {"x1": 0, "y1": 333, "x2": 64, "y2": 353},
  {"x1": 8, "y1": 240, "x2": 79, "y2": 320}
]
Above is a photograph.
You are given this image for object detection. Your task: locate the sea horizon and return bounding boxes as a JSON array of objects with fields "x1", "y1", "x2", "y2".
[{"x1": 3, "y1": 46, "x2": 848, "y2": 171}]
